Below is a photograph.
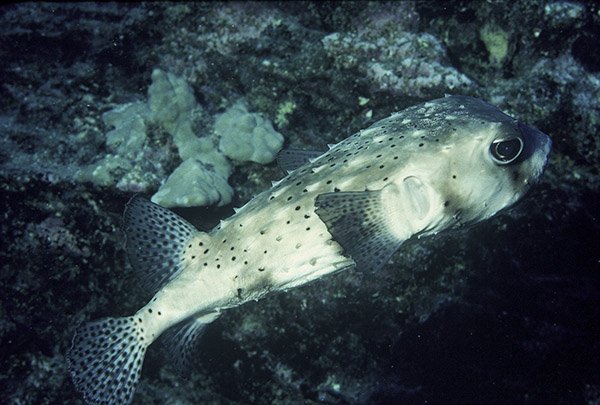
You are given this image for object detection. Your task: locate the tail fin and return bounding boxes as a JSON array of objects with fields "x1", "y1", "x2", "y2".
[{"x1": 68, "y1": 316, "x2": 148, "y2": 405}]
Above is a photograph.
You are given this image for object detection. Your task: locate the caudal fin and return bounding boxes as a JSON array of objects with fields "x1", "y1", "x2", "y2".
[{"x1": 67, "y1": 316, "x2": 148, "y2": 404}]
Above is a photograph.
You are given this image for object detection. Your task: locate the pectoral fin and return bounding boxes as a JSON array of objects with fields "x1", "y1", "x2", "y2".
[{"x1": 314, "y1": 189, "x2": 404, "y2": 273}]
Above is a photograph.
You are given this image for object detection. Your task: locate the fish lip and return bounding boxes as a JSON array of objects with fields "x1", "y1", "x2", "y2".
[
  {"x1": 517, "y1": 121, "x2": 552, "y2": 173},
  {"x1": 543, "y1": 135, "x2": 552, "y2": 160},
  {"x1": 537, "y1": 131, "x2": 552, "y2": 173}
]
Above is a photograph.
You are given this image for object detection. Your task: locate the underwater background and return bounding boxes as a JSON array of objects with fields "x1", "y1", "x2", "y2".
[{"x1": 0, "y1": 2, "x2": 598, "y2": 404}]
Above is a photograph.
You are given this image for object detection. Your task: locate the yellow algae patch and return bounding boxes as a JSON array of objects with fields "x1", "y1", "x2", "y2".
[{"x1": 480, "y1": 23, "x2": 509, "y2": 66}]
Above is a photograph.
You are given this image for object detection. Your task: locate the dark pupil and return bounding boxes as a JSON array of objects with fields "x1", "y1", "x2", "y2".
[{"x1": 494, "y1": 139, "x2": 521, "y2": 160}]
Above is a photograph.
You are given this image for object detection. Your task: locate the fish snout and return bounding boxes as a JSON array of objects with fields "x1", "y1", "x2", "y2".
[{"x1": 518, "y1": 121, "x2": 552, "y2": 180}]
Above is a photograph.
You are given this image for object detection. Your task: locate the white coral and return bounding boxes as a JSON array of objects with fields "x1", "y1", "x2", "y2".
[
  {"x1": 151, "y1": 158, "x2": 233, "y2": 207},
  {"x1": 216, "y1": 100, "x2": 284, "y2": 164}
]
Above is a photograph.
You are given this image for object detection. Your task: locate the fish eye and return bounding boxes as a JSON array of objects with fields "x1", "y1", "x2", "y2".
[{"x1": 490, "y1": 137, "x2": 523, "y2": 165}]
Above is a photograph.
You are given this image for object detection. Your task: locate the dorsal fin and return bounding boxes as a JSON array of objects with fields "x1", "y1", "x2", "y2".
[
  {"x1": 123, "y1": 195, "x2": 207, "y2": 294},
  {"x1": 315, "y1": 189, "x2": 405, "y2": 273},
  {"x1": 276, "y1": 149, "x2": 324, "y2": 174}
]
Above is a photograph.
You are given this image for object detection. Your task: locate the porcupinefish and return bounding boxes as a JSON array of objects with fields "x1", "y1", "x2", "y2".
[{"x1": 68, "y1": 95, "x2": 551, "y2": 404}]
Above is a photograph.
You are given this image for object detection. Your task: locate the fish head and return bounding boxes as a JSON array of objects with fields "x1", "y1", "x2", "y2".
[
  {"x1": 433, "y1": 105, "x2": 552, "y2": 230},
  {"x1": 354, "y1": 96, "x2": 551, "y2": 240}
]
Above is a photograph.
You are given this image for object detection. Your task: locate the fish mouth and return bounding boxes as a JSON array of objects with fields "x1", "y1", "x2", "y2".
[
  {"x1": 541, "y1": 135, "x2": 552, "y2": 164},
  {"x1": 536, "y1": 132, "x2": 552, "y2": 175},
  {"x1": 518, "y1": 121, "x2": 552, "y2": 180}
]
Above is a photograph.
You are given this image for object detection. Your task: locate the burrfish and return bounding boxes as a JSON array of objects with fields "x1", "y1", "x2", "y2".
[{"x1": 68, "y1": 95, "x2": 551, "y2": 404}]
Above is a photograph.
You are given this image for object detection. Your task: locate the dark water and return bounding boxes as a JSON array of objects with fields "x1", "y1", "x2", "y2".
[{"x1": 0, "y1": 2, "x2": 598, "y2": 404}]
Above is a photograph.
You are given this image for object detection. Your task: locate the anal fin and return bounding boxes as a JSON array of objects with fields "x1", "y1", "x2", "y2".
[
  {"x1": 315, "y1": 189, "x2": 404, "y2": 273},
  {"x1": 161, "y1": 311, "x2": 221, "y2": 375}
]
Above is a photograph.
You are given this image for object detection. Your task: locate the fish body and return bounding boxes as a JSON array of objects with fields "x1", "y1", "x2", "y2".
[{"x1": 68, "y1": 96, "x2": 551, "y2": 404}]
